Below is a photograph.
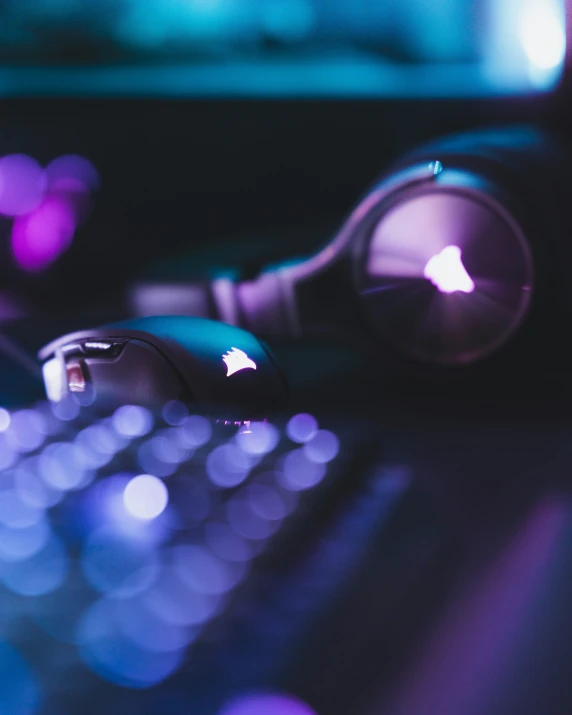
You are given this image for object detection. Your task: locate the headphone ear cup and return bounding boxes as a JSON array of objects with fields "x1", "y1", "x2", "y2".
[{"x1": 376, "y1": 125, "x2": 572, "y2": 369}]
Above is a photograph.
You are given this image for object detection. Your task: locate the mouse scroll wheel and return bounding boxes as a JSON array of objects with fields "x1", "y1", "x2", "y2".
[
  {"x1": 82, "y1": 340, "x2": 128, "y2": 357},
  {"x1": 61, "y1": 339, "x2": 128, "y2": 359}
]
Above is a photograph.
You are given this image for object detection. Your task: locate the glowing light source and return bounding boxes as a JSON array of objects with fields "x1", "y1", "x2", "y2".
[
  {"x1": 11, "y1": 195, "x2": 76, "y2": 272},
  {"x1": 423, "y1": 245, "x2": 475, "y2": 294},
  {"x1": 223, "y1": 347, "x2": 257, "y2": 376},
  {"x1": 520, "y1": 1, "x2": 566, "y2": 70},
  {"x1": 123, "y1": 475, "x2": 169, "y2": 521}
]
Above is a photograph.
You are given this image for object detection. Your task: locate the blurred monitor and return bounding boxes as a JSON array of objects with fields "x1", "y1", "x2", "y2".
[{"x1": 0, "y1": 0, "x2": 567, "y2": 97}]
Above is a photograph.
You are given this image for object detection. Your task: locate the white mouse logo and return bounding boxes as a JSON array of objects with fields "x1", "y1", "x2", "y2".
[
  {"x1": 424, "y1": 245, "x2": 475, "y2": 294},
  {"x1": 223, "y1": 347, "x2": 257, "y2": 377}
]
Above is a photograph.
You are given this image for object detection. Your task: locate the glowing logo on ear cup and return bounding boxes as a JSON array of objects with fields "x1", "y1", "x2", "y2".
[
  {"x1": 424, "y1": 245, "x2": 475, "y2": 294},
  {"x1": 223, "y1": 348, "x2": 257, "y2": 376}
]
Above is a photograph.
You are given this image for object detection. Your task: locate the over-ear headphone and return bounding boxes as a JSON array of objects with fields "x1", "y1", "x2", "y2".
[{"x1": 129, "y1": 126, "x2": 572, "y2": 372}]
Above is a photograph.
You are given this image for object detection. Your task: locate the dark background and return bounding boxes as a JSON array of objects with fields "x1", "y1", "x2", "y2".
[{"x1": 0, "y1": 89, "x2": 565, "y2": 315}]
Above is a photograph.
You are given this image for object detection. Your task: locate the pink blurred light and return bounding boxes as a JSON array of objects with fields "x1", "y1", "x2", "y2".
[
  {"x1": 11, "y1": 195, "x2": 76, "y2": 272},
  {"x1": 0, "y1": 154, "x2": 46, "y2": 217}
]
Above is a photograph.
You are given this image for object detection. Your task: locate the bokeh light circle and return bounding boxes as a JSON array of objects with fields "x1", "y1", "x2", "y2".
[
  {"x1": 219, "y1": 692, "x2": 317, "y2": 715},
  {"x1": 303, "y1": 430, "x2": 339, "y2": 464},
  {"x1": 207, "y1": 444, "x2": 252, "y2": 488},
  {"x1": 81, "y1": 528, "x2": 159, "y2": 598},
  {"x1": 45, "y1": 154, "x2": 99, "y2": 191},
  {"x1": 181, "y1": 415, "x2": 212, "y2": 448},
  {"x1": 123, "y1": 475, "x2": 168, "y2": 520},
  {"x1": 278, "y1": 449, "x2": 326, "y2": 491},
  {"x1": 162, "y1": 400, "x2": 189, "y2": 426},
  {"x1": 0, "y1": 534, "x2": 69, "y2": 596},
  {"x1": 78, "y1": 597, "x2": 185, "y2": 689},
  {"x1": 112, "y1": 405, "x2": 153, "y2": 438},
  {"x1": 286, "y1": 413, "x2": 318, "y2": 444},
  {"x1": 12, "y1": 195, "x2": 76, "y2": 272},
  {"x1": 236, "y1": 422, "x2": 279, "y2": 456},
  {"x1": 0, "y1": 154, "x2": 46, "y2": 217}
]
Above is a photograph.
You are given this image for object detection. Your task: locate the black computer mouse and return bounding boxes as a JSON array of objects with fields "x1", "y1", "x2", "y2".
[{"x1": 38, "y1": 316, "x2": 288, "y2": 417}]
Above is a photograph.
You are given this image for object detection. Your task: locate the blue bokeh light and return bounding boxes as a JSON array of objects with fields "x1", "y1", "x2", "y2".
[
  {"x1": 0, "y1": 641, "x2": 40, "y2": 715},
  {"x1": 0, "y1": 518, "x2": 51, "y2": 563},
  {"x1": 78, "y1": 598, "x2": 185, "y2": 688},
  {"x1": 142, "y1": 563, "x2": 222, "y2": 627},
  {"x1": 81, "y1": 527, "x2": 159, "y2": 598},
  {"x1": 0, "y1": 534, "x2": 69, "y2": 596}
]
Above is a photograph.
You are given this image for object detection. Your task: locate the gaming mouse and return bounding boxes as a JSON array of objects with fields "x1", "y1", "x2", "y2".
[{"x1": 38, "y1": 316, "x2": 288, "y2": 418}]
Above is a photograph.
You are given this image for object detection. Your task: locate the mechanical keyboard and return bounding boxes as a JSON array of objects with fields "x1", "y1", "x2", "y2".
[{"x1": 0, "y1": 397, "x2": 459, "y2": 715}]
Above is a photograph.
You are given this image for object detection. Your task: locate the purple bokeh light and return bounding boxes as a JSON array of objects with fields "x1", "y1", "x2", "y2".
[
  {"x1": 0, "y1": 152, "x2": 98, "y2": 273},
  {"x1": 45, "y1": 155, "x2": 100, "y2": 192},
  {"x1": 219, "y1": 693, "x2": 317, "y2": 715},
  {"x1": 0, "y1": 154, "x2": 46, "y2": 217},
  {"x1": 11, "y1": 195, "x2": 76, "y2": 272},
  {"x1": 286, "y1": 413, "x2": 318, "y2": 444}
]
